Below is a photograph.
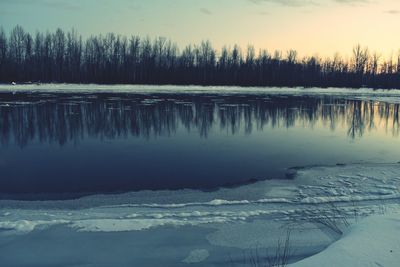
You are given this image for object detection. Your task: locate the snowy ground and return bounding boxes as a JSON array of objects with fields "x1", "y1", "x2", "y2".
[
  {"x1": 290, "y1": 213, "x2": 400, "y2": 267},
  {"x1": 1, "y1": 163, "x2": 399, "y2": 266}
]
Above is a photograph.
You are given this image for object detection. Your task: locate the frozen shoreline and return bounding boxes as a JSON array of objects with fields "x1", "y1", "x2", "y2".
[
  {"x1": 1, "y1": 163, "x2": 399, "y2": 266},
  {"x1": 2, "y1": 83, "x2": 400, "y2": 96}
]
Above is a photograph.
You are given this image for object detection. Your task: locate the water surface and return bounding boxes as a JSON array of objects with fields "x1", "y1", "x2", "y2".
[{"x1": 0, "y1": 90, "x2": 399, "y2": 199}]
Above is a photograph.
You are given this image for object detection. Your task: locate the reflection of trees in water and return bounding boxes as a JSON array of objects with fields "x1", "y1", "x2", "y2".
[
  {"x1": 346, "y1": 101, "x2": 400, "y2": 138},
  {"x1": 0, "y1": 93, "x2": 399, "y2": 147},
  {"x1": 347, "y1": 101, "x2": 366, "y2": 139},
  {"x1": 377, "y1": 101, "x2": 399, "y2": 136}
]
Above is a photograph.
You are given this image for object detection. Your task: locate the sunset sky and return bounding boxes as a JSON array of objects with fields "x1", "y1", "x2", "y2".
[{"x1": 1, "y1": 0, "x2": 400, "y2": 58}]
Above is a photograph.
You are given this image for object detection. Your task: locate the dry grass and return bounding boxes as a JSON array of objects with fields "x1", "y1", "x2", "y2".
[{"x1": 245, "y1": 230, "x2": 292, "y2": 267}]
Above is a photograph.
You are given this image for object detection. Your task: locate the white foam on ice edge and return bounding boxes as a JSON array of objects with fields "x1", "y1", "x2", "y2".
[
  {"x1": 71, "y1": 217, "x2": 228, "y2": 232},
  {"x1": 0, "y1": 219, "x2": 69, "y2": 233},
  {"x1": 99, "y1": 198, "x2": 292, "y2": 209},
  {"x1": 0, "y1": 209, "x2": 284, "y2": 233}
]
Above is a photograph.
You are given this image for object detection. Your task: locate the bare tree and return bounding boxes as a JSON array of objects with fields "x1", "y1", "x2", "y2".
[
  {"x1": 352, "y1": 44, "x2": 369, "y2": 74},
  {"x1": 2, "y1": 25, "x2": 400, "y2": 89}
]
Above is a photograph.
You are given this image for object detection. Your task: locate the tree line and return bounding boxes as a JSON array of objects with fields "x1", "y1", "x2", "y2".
[{"x1": 1, "y1": 25, "x2": 400, "y2": 88}]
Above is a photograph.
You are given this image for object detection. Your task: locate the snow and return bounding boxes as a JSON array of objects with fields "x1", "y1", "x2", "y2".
[
  {"x1": 290, "y1": 214, "x2": 400, "y2": 267},
  {"x1": 0, "y1": 163, "x2": 399, "y2": 266},
  {"x1": 182, "y1": 249, "x2": 210, "y2": 264},
  {"x1": 1, "y1": 83, "x2": 400, "y2": 100}
]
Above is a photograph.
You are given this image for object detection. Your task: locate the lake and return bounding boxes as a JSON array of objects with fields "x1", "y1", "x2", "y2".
[{"x1": 0, "y1": 87, "x2": 399, "y2": 199}]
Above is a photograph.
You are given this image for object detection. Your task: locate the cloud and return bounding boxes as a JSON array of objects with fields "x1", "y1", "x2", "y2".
[
  {"x1": 248, "y1": 0, "x2": 318, "y2": 7},
  {"x1": 128, "y1": 3, "x2": 141, "y2": 11},
  {"x1": 248, "y1": 0, "x2": 372, "y2": 7},
  {"x1": 41, "y1": 0, "x2": 80, "y2": 10},
  {"x1": 385, "y1": 9, "x2": 400, "y2": 15},
  {"x1": 257, "y1": 11, "x2": 270, "y2": 15},
  {"x1": 199, "y1": 8, "x2": 212, "y2": 15},
  {"x1": 1, "y1": 0, "x2": 80, "y2": 11},
  {"x1": 333, "y1": 0, "x2": 370, "y2": 3}
]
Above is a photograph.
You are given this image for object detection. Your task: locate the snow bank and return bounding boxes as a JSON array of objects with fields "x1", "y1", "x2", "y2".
[{"x1": 290, "y1": 214, "x2": 400, "y2": 267}]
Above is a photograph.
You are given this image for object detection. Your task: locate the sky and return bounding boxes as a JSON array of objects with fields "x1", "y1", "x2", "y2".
[{"x1": 1, "y1": 0, "x2": 400, "y2": 58}]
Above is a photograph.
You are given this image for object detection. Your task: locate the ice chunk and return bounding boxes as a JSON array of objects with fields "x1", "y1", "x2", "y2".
[{"x1": 182, "y1": 249, "x2": 210, "y2": 263}]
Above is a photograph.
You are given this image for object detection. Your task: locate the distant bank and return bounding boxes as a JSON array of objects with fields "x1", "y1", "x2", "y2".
[{"x1": 1, "y1": 26, "x2": 400, "y2": 89}]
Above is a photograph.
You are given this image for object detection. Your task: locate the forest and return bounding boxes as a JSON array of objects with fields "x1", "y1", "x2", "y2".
[{"x1": 1, "y1": 25, "x2": 400, "y2": 88}]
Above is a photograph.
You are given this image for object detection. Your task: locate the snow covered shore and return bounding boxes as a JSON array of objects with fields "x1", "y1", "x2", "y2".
[
  {"x1": 0, "y1": 163, "x2": 399, "y2": 266},
  {"x1": 290, "y1": 214, "x2": 400, "y2": 267},
  {"x1": 1, "y1": 83, "x2": 400, "y2": 99}
]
